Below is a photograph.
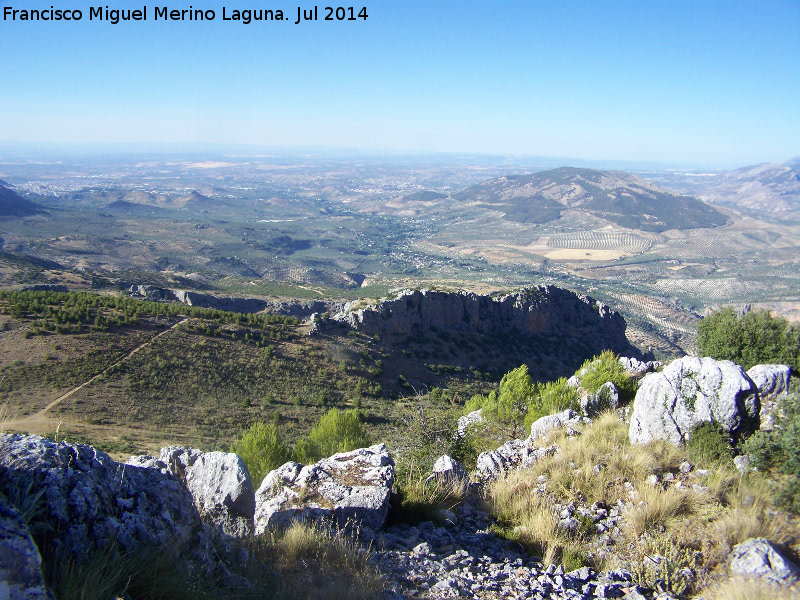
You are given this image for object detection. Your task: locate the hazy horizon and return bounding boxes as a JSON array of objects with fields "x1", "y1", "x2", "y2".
[{"x1": 1, "y1": 1, "x2": 798, "y2": 166}]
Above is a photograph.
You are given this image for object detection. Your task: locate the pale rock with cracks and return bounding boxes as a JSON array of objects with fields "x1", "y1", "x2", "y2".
[
  {"x1": 746, "y1": 364, "x2": 792, "y2": 431},
  {"x1": 629, "y1": 356, "x2": 760, "y2": 445},
  {"x1": 729, "y1": 537, "x2": 800, "y2": 585},
  {"x1": 254, "y1": 443, "x2": 394, "y2": 536}
]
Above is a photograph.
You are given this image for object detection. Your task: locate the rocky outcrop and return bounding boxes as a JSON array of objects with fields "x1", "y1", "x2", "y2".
[
  {"x1": 129, "y1": 284, "x2": 344, "y2": 318},
  {"x1": 425, "y1": 455, "x2": 469, "y2": 486},
  {"x1": 254, "y1": 444, "x2": 394, "y2": 535},
  {"x1": 456, "y1": 409, "x2": 484, "y2": 438},
  {"x1": 476, "y1": 441, "x2": 558, "y2": 480},
  {"x1": 129, "y1": 447, "x2": 256, "y2": 538},
  {"x1": 747, "y1": 364, "x2": 792, "y2": 431},
  {"x1": 629, "y1": 357, "x2": 760, "y2": 445},
  {"x1": 729, "y1": 537, "x2": 800, "y2": 585},
  {"x1": 618, "y1": 357, "x2": 662, "y2": 378},
  {"x1": 580, "y1": 382, "x2": 620, "y2": 417},
  {"x1": 318, "y1": 287, "x2": 638, "y2": 357},
  {"x1": 130, "y1": 285, "x2": 270, "y2": 313},
  {"x1": 529, "y1": 409, "x2": 588, "y2": 442},
  {"x1": 0, "y1": 434, "x2": 213, "y2": 564},
  {"x1": 0, "y1": 494, "x2": 53, "y2": 600}
]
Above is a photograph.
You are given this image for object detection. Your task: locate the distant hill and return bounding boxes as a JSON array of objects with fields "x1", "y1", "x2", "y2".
[
  {"x1": 452, "y1": 167, "x2": 727, "y2": 232},
  {"x1": 106, "y1": 200, "x2": 166, "y2": 214},
  {"x1": 403, "y1": 190, "x2": 447, "y2": 202},
  {"x1": 699, "y1": 163, "x2": 800, "y2": 213},
  {"x1": 0, "y1": 183, "x2": 47, "y2": 217},
  {"x1": 786, "y1": 156, "x2": 800, "y2": 170}
]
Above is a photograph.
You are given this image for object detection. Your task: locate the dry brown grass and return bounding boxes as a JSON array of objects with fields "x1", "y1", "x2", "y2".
[
  {"x1": 705, "y1": 578, "x2": 800, "y2": 600},
  {"x1": 483, "y1": 410, "x2": 800, "y2": 597},
  {"x1": 246, "y1": 521, "x2": 385, "y2": 600}
]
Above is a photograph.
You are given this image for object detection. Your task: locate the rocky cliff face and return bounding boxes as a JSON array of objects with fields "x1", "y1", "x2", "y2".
[
  {"x1": 129, "y1": 285, "x2": 344, "y2": 317},
  {"x1": 322, "y1": 287, "x2": 638, "y2": 358}
]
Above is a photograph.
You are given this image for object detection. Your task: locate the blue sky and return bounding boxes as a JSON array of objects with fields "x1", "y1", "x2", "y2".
[{"x1": 1, "y1": 0, "x2": 798, "y2": 167}]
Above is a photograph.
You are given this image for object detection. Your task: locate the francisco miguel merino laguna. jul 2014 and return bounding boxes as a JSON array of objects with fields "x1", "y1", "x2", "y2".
[{"x1": 3, "y1": 5, "x2": 369, "y2": 24}]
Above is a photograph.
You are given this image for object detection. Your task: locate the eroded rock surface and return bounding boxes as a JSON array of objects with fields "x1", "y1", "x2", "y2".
[
  {"x1": 747, "y1": 364, "x2": 792, "y2": 431},
  {"x1": 155, "y1": 447, "x2": 255, "y2": 538},
  {"x1": 0, "y1": 434, "x2": 212, "y2": 565},
  {"x1": 730, "y1": 537, "x2": 800, "y2": 585},
  {"x1": 629, "y1": 357, "x2": 759, "y2": 445},
  {"x1": 0, "y1": 493, "x2": 53, "y2": 600},
  {"x1": 254, "y1": 444, "x2": 394, "y2": 535}
]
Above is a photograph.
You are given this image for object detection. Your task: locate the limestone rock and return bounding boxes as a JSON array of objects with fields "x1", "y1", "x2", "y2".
[
  {"x1": 528, "y1": 409, "x2": 588, "y2": 442},
  {"x1": 0, "y1": 493, "x2": 53, "y2": 600},
  {"x1": 747, "y1": 364, "x2": 792, "y2": 431},
  {"x1": 320, "y1": 287, "x2": 637, "y2": 358},
  {"x1": 580, "y1": 382, "x2": 620, "y2": 416},
  {"x1": 730, "y1": 537, "x2": 800, "y2": 585},
  {"x1": 629, "y1": 357, "x2": 759, "y2": 445},
  {"x1": 254, "y1": 444, "x2": 394, "y2": 535},
  {"x1": 619, "y1": 357, "x2": 662, "y2": 378},
  {"x1": 157, "y1": 447, "x2": 255, "y2": 538},
  {"x1": 476, "y1": 441, "x2": 557, "y2": 480},
  {"x1": 0, "y1": 434, "x2": 211, "y2": 564},
  {"x1": 456, "y1": 410, "x2": 484, "y2": 438},
  {"x1": 425, "y1": 455, "x2": 469, "y2": 486}
]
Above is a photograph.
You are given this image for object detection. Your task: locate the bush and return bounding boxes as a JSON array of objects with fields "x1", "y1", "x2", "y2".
[
  {"x1": 524, "y1": 377, "x2": 579, "y2": 431},
  {"x1": 230, "y1": 421, "x2": 290, "y2": 487},
  {"x1": 698, "y1": 307, "x2": 800, "y2": 371},
  {"x1": 686, "y1": 422, "x2": 733, "y2": 465},
  {"x1": 575, "y1": 350, "x2": 637, "y2": 402},
  {"x1": 742, "y1": 393, "x2": 800, "y2": 512},
  {"x1": 294, "y1": 408, "x2": 372, "y2": 464}
]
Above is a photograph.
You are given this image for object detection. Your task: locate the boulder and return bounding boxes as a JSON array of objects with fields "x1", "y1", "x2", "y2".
[
  {"x1": 747, "y1": 364, "x2": 792, "y2": 431},
  {"x1": 629, "y1": 357, "x2": 759, "y2": 445},
  {"x1": 0, "y1": 493, "x2": 53, "y2": 600},
  {"x1": 0, "y1": 434, "x2": 213, "y2": 565},
  {"x1": 619, "y1": 357, "x2": 662, "y2": 378},
  {"x1": 580, "y1": 382, "x2": 619, "y2": 416},
  {"x1": 456, "y1": 409, "x2": 484, "y2": 438},
  {"x1": 254, "y1": 444, "x2": 394, "y2": 535},
  {"x1": 730, "y1": 537, "x2": 800, "y2": 585},
  {"x1": 156, "y1": 447, "x2": 255, "y2": 538},
  {"x1": 425, "y1": 455, "x2": 469, "y2": 486},
  {"x1": 476, "y1": 441, "x2": 557, "y2": 480},
  {"x1": 528, "y1": 409, "x2": 588, "y2": 442}
]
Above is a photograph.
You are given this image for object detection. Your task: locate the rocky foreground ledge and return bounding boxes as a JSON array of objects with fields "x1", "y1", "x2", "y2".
[{"x1": 1, "y1": 356, "x2": 798, "y2": 599}]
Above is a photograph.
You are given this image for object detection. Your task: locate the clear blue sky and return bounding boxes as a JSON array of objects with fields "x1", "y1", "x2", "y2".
[{"x1": 1, "y1": 0, "x2": 798, "y2": 167}]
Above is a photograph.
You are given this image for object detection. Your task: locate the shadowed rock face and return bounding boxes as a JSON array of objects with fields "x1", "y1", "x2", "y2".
[
  {"x1": 325, "y1": 287, "x2": 638, "y2": 358},
  {"x1": 629, "y1": 357, "x2": 760, "y2": 445},
  {"x1": 0, "y1": 494, "x2": 53, "y2": 600},
  {"x1": 0, "y1": 434, "x2": 205, "y2": 561}
]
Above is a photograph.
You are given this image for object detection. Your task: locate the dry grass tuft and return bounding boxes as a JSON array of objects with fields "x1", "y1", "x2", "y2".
[
  {"x1": 246, "y1": 521, "x2": 385, "y2": 600},
  {"x1": 706, "y1": 577, "x2": 800, "y2": 600}
]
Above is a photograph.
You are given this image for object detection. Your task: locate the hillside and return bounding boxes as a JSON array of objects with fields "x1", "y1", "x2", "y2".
[
  {"x1": 451, "y1": 167, "x2": 727, "y2": 232},
  {"x1": 0, "y1": 183, "x2": 46, "y2": 217}
]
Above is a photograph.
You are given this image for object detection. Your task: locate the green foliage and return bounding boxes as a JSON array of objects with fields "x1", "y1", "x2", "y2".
[
  {"x1": 479, "y1": 365, "x2": 535, "y2": 437},
  {"x1": 524, "y1": 377, "x2": 580, "y2": 431},
  {"x1": 294, "y1": 408, "x2": 372, "y2": 464},
  {"x1": 686, "y1": 422, "x2": 733, "y2": 465},
  {"x1": 697, "y1": 307, "x2": 800, "y2": 371},
  {"x1": 742, "y1": 392, "x2": 800, "y2": 512},
  {"x1": 230, "y1": 421, "x2": 290, "y2": 487},
  {"x1": 576, "y1": 350, "x2": 637, "y2": 402}
]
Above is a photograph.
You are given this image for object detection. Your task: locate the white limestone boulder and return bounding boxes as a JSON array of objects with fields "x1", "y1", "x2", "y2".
[
  {"x1": 254, "y1": 444, "x2": 394, "y2": 535},
  {"x1": 629, "y1": 357, "x2": 759, "y2": 445}
]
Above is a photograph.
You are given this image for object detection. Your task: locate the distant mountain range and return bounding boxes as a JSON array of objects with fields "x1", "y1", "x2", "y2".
[
  {"x1": 640, "y1": 159, "x2": 800, "y2": 214},
  {"x1": 0, "y1": 182, "x2": 46, "y2": 217},
  {"x1": 451, "y1": 167, "x2": 727, "y2": 232}
]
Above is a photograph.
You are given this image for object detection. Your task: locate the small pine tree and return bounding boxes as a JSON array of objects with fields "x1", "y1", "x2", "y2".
[{"x1": 230, "y1": 421, "x2": 289, "y2": 487}]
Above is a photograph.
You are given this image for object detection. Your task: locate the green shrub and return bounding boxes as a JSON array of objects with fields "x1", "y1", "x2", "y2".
[
  {"x1": 524, "y1": 377, "x2": 580, "y2": 431},
  {"x1": 698, "y1": 307, "x2": 800, "y2": 371},
  {"x1": 230, "y1": 421, "x2": 290, "y2": 487},
  {"x1": 294, "y1": 408, "x2": 372, "y2": 464},
  {"x1": 742, "y1": 393, "x2": 800, "y2": 512},
  {"x1": 575, "y1": 350, "x2": 637, "y2": 402},
  {"x1": 686, "y1": 422, "x2": 733, "y2": 465}
]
